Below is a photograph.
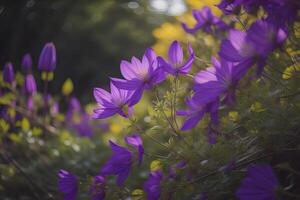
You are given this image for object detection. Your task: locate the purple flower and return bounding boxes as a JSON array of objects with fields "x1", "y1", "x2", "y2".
[
  {"x1": 111, "y1": 48, "x2": 165, "y2": 106},
  {"x1": 157, "y1": 41, "x2": 194, "y2": 76},
  {"x1": 38, "y1": 42, "x2": 56, "y2": 71},
  {"x1": 144, "y1": 170, "x2": 163, "y2": 200},
  {"x1": 193, "y1": 57, "x2": 249, "y2": 106},
  {"x1": 3, "y1": 62, "x2": 15, "y2": 84},
  {"x1": 125, "y1": 134, "x2": 144, "y2": 165},
  {"x1": 236, "y1": 164, "x2": 279, "y2": 200},
  {"x1": 100, "y1": 141, "x2": 133, "y2": 186},
  {"x1": 177, "y1": 98, "x2": 219, "y2": 131},
  {"x1": 219, "y1": 20, "x2": 287, "y2": 74},
  {"x1": 21, "y1": 53, "x2": 32, "y2": 72},
  {"x1": 93, "y1": 82, "x2": 133, "y2": 119},
  {"x1": 89, "y1": 175, "x2": 105, "y2": 200},
  {"x1": 58, "y1": 170, "x2": 78, "y2": 200},
  {"x1": 182, "y1": 6, "x2": 228, "y2": 34},
  {"x1": 24, "y1": 74, "x2": 37, "y2": 95}
]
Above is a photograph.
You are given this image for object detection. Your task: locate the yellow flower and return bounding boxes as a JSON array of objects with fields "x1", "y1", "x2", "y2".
[
  {"x1": 282, "y1": 64, "x2": 300, "y2": 80},
  {"x1": 186, "y1": 0, "x2": 221, "y2": 16}
]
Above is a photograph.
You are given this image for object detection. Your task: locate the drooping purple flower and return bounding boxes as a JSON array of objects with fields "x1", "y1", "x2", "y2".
[
  {"x1": 89, "y1": 175, "x2": 105, "y2": 200},
  {"x1": 3, "y1": 62, "x2": 15, "y2": 84},
  {"x1": 24, "y1": 74, "x2": 37, "y2": 95},
  {"x1": 111, "y1": 48, "x2": 165, "y2": 106},
  {"x1": 219, "y1": 20, "x2": 287, "y2": 74},
  {"x1": 181, "y1": 6, "x2": 228, "y2": 34},
  {"x1": 21, "y1": 53, "x2": 32, "y2": 72},
  {"x1": 38, "y1": 42, "x2": 56, "y2": 71},
  {"x1": 93, "y1": 82, "x2": 133, "y2": 119},
  {"x1": 157, "y1": 41, "x2": 194, "y2": 76},
  {"x1": 177, "y1": 98, "x2": 219, "y2": 131},
  {"x1": 58, "y1": 169, "x2": 78, "y2": 200},
  {"x1": 100, "y1": 141, "x2": 133, "y2": 186},
  {"x1": 236, "y1": 164, "x2": 279, "y2": 200},
  {"x1": 125, "y1": 134, "x2": 144, "y2": 165},
  {"x1": 144, "y1": 170, "x2": 163, "y2": 200},
  {"x1": 193, "y1": 57, "x2": 249, "y2": 106}
]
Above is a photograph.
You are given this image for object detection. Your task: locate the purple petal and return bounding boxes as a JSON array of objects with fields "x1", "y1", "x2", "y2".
[
  {"x1": 120, "y1": 60, "x2": 138, "y2": 80},
  {"x1": 110, "y1": 77, "x2": 142, "y2": 90},
  {"x1": 93, "y1": 108, "x2": 118, "y2": 119},
  {"x1": 181, "y1": 112, "x2": 205, "y2": 131},
  {"x1": 168, "y1": 41, "x2": 183, "y2": 65}
]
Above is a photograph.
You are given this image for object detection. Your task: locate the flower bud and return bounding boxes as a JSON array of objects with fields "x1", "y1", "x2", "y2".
[
  {"x1": 24, "y1": 74, "x2": 37, "y2": 95},
  {"x1": 21, "y1": 53, "x2": 32, "y2": 72},
  {"x1": 38, "y1": 42, "x2": 56, "y2": 71},
  {"x1": 3, "y1": 62, "x2": 15, "y2": 84}
]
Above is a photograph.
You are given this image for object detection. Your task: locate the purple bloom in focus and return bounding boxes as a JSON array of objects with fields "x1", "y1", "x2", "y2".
[
  {"x1": 3, "y1": 62, "x2": 15, "y2": 84},
  {"x1": 93, "y1": 82, "x2": 133, "y2": 119},
  {"x1": 193, "y1": 57, "x2": 249, "y2": 106},
  {"x1": 182, "y1": 6, "x2": 228, "y2": 34},
  {"x1": 58, "y1": 169, "x2": 78, "y2": 200},
  {"x1": 236, "y1": 164, "x2": 279, "y2": 200},
  {"x1": 89, "y1": 175, "x2": 105, "y2": 200},
  {"x1": 21, "y1": 53, "x2": 32, "y2": 72},
  {"x1": 177, "y1": 98, "x2": 219, "y2": 131},
  {"x1": 144, "y1": 170, "x2": 163, "y2": 200},
  {"x1": 158, "y1": 41, "x2": 194, "y2": 76},
  {"x1": 219, "y1": 20, "x2": 287, "y2": 74},
  {"x1": 38, "y1": 42, "x2": 56, "y2": 71},
  {"x1": 100, "y1": 141, "x2": 133, "y2": 186},
  {"x1": 111, "y1": 48, "x2": 165, "y2": 106},
  {"x1": 24, "y1": 74, "x2": 37, "y2": 95},
  {"x1": 125, "y1": 134, "x2": 144, "y2": 165}
]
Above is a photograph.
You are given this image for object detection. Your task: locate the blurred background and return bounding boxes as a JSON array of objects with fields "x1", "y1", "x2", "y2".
[{"x1": 0, "y1": 0, "x2": 188, "y2": 103}]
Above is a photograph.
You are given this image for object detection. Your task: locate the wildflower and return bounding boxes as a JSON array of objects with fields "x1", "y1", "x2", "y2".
[
  {"x1": 125, "y1": 134, "x2": 144, "y2": 165},
  {"x1": 157, "y1": 41, "x2": 194, "y2": 76},
  {"x1": 111, "y1": 48, "x2": 165, "y2": 106},
  {"x1": 3, "y1": 62, "x2": 15, "y2": 84},
  {"x1": 93, "y1": 82, "x2": 133, "y2": 119},
  {"x1": 38, "y1": 42, "x2": 56, "y2": 71},
  {"x1": 219, "y1": 20, "x2": 287, "y2": 74},
  {"x1": 181, "y1": 6, "x2": 228, "y2": 34},
  {"x1": 144, "y1": 170, "x2": 163, "y2": 200},
  {"x1": 236, "y1": 164, "x2": 279, "y2": 200},
  {"x1": 58, "y1": 170, "x2": 78, "y2": 200},
  {"x1": 193, "y1": 57, "x2": 249, "y2": 106},
  {"x1": 24, "y1": 74, "x2": 37, "y2": 95},
  {"x1": 177, "y1": 98, "x2": 219, "y2": 131},
  {"x1": 100, "y1": 141, "x2": 133, "y2": 186},
  {"x1": 89, "y1": 175, "x2": 105, "y2": 200},
  {"x1": 21, "y1": 53, "x2": 32, "y2": 72}
]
